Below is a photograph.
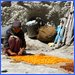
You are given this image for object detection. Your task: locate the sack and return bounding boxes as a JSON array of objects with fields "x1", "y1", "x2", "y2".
[{"x1": 37, "y1": 25, "x2": 56, "y2": 42}]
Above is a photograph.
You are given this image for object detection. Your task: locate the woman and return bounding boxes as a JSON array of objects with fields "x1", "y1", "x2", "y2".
[
  {"x1": 4, "y1": 20, "x2": 26, "y2": 56},
  {"x1": 54, "y1": 20, "x2": 64, "y2": 46}
]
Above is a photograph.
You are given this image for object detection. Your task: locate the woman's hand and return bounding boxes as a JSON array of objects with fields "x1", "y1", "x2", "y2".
[
  {"x1": 10, "y1": 52, "x2": 17, "y2": 56},
  {"x1": 10, "y1": 35, "x2": 18, "y2": 39},
  {"x1": 18, "y1": 48, "x2": 25, "y2": 55},
  {"x1": 7, "y1": 49, "x2": 17, "y2": 56}
]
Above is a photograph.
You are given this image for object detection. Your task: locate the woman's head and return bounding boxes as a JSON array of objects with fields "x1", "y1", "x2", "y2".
[
  {"x1": 60, "y1": 20, "x2": 64, "y2": 26},
  {"x1": 12, "y1": 20, "x2": 21, "y2": 33}
]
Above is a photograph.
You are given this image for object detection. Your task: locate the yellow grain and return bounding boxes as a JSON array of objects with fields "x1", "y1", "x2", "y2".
[{"x1": 10, "y1": 55, "x2": 73, "y2": 65}]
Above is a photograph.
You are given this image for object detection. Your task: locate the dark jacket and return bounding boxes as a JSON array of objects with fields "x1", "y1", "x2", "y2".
[{"x1": 4, "y1": 26, "x2": 26, "y2": 49}]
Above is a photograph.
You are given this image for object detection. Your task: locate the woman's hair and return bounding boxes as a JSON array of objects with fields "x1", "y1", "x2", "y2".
[{"x1": 60, "y1": 20, "x2": 64, "y2": 24}]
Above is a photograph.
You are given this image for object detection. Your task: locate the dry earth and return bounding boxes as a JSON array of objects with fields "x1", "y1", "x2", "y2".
[{"x1": 1, "y1": 34, "x2": 74, "y2": 74}]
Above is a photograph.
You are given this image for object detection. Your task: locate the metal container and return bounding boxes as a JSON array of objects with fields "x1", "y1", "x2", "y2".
[{"x1": 26, "y1": 20, "x2": 38, "y2": 38}]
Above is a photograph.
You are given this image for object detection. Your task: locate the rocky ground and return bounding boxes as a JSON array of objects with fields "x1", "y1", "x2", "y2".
[{"x1": 1, "y1": 34, "x2": 74, "y2": 74}]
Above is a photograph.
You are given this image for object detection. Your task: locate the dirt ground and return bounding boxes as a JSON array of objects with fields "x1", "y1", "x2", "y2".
[{"x1": 1, "y1": 34, "x2": 74, "y2": 74}]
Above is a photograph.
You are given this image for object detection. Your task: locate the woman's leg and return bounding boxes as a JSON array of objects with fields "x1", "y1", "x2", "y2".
[
  {"x1": 7, "y1": 36, "x2": 17, "y2": 55},
  {"x1": 8, "y1": 36, "x2": 15, "y2": 50},
  {"x1": 54, "y1": 35, "x2": 59, "y2": 44},
  {"x1": 14, "y1": 37, "x2": 21, "y2": 53}
]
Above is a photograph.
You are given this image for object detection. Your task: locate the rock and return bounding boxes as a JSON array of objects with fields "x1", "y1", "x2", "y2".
[
  {"x1": 1, "y1": 1, "x2": 11, "y2": 7},
  {"x1": 2, "y1": 2, "x2": 70, "y2": 26},
  {"x1": 1, "y1": 70, "x2": 8, "y2": 73},
  {"x1": 60, "y1": 62, "x2": 74, "y2": 72},
  {"x1": 17, "y1": 1, "x2": 24, "y2": 6},
  {"x1": 1, "y1": 25, "x2": 12, "y2": 37}
]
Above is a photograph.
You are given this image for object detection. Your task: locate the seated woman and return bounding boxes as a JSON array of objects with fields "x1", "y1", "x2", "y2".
[{"x1": 3, "y1": 19, "x2": 26, "y2": 56}]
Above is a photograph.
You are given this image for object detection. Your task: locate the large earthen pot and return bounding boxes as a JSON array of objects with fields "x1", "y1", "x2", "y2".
[{"x1": 37, "y1": 25, "x2": 56, "y2": 43}]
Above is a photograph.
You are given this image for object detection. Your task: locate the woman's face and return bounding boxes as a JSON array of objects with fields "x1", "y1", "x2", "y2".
[
  {"x1": 13, "y1": 27, "x2": 21, "y2": 33},
  {"x1": 60, "y1": 22, "x2": 64, "y2": 26}
]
